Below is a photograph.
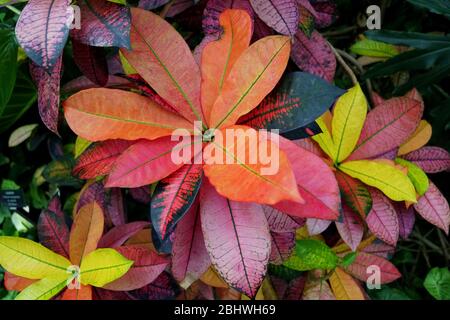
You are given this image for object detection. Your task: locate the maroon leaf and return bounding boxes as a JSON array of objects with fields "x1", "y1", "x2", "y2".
[
  {"x1": 151, "y1": 164, "x2": 203, "y2": 240},
  {"x1": 335, "y1": 204, "x2": 364, "y2": 251},
  {"x1": 172, "y1": 202, "x2": 210, "y2": 286},
  {"x1": 250, "y1": 0, "x2": 299, "y2": 36},
  {"x1": 129, "y1": 186, "x2": 151, "y2": 204},
  {"x1": 139, "y1": 0, "x2": 171, "y2": 10},
  {"x1": 284, "y1": 276, "x2": 306, "y2": 300},
  {"x1": 263, "y1": 206, "x2": 305, "y2": 233},
  {"x1": 93, "y1": 288, "x2": 131, "y2": 300},
  {"x1": 71, "y1": 0, "x2": 131, "y2": 48},
  {"x1": 16, "y1": 0, "x2": 73, "y2": 69},
  {"x1": 30, "y1": 57, "x2": 63, "y2": 134},
  {"x1": 37, "y1": 209, "x2": 70, "y2": 258},
  {"x1": 202, "y1": 0, "x2": 255, "y2": 35},
  {"x1": 366, "y1": 189, "x2": 399, "y2": 246},
  {"x1": 393, "y1": 202, "x2": 415, "y2": 240},
  {"x1": 104, "y1": 245, "x2": 169, "y2": 291},
  {"x1": 345, "y1": 252, "x2": 401, "y2": 284},
  {"x1": 166, "y1": 0, "x2": 199, "y2": 17},
  {"x1": 403, "y1": 146, "x2": 450, "y2": 173},
  {"x1": 76, "y1": 180, "x2": 105, "y2": 213},
  {"x1": 414, "y1": 181, "x2": 450, "y2": 234},
  {"x1": 73, "y1": 139, "x2": 134, "y2": 179},
  {"x1": 269, "y1": 231, "x2": 295, "y2": 264},
  {"x1": 252, "y1": 16, "x2": 274, "y2": 41},
  {"x1": 200, "y1": 180, "x2": 271, "y2": 298},
  {"x1": 291, "y1": 30, "x2": 336, "y2": 82},
  {"x1": 306, "y1": 218, "x2": 332, "y2": 235},
  {"x1": 48, "y1": 196, "x2": 64, "y2": 216},
  {"x1": 98, "y1": 221, "x2": 150, "y2": 248},
  {"x1": 72, "y1": 39, "x2": 109, "y2": 87},
  {"x1": 128, "y1": 271, "x2": 180, "y2": 300},
  {"x1": 310, "y1": 0, "x2": 337, "y2": 29}
]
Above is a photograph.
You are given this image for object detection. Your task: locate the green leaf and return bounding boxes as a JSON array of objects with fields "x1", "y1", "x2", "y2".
[
  {"x1": 407, "y1": 0, "x2": 450, "y2": 18},
  {"x1": 424, "y1": 267, "x2": 450, "y2": 300},
  {"x1": 15, "y1": 276, "x2": 68, "y2": 300},
  {"x1": 0, "y1": 29, "x2": 18, "y2": 117},
  {"x1": 8, "y1": 124, "x2": 38, "y2": 147},
  {"x1": 340, "y1": 252, "x2": 357, "y2": 268},
  {"x1": 395, "y1": 158, "x2": 429, "y2": 196},
  {"x1": 1, "y1": 179, "x2": 20, "y2": 190},
  {"x1": 350, "y1": 39, "x2": 399, "y2": 58},
  {"x1": 283, "y1": 239, "x2": 338, "y2": 271},
  {"x1": 43, "y1": 156, "x2": 83, "y2": 187},
  {"x1": 74, "y1": 136, "x2": 92, "y2": 158}
]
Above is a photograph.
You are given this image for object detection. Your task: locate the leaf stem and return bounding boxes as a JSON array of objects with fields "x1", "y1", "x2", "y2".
[
  {"x1": 6, "y1": 5, "x2": 21, "y2": 15},
  {"x1": 327, "y1": 41, "x2": 358, "y2": 86}
]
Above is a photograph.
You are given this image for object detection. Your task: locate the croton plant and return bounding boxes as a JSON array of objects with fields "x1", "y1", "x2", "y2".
[{"x1": 0, "y1": 0, "x2": 449, "y2": 301}]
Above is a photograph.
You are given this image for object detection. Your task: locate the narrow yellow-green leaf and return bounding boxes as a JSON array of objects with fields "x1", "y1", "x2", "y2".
[
  {"x1": 0, "y1": 236, "x2": 71, "y2": 280},
  {"x1": 15, "y1": 276, "x2": 69, "y2": 300},
  {"x1": 350, "y1": 39, "x2": 399, "y2": 58},
  {"x1": 339, "y1": 160, "x2": 417, "y2": 202},
  {"x1": 80, "y1": 248, "x2": 133, "y2": 287},
  {"x1": 395, "y1": 158, "x2": 429, "y2": 196},
  {"x1": 312, "y1": 113, "x2": 336, "y2": 159},
  {"x1": 74, "y1": 136, "x2": 92, "y2": 158},
  {"x1": 332, "y1": 84, "x2": 367, "y2": 163}
]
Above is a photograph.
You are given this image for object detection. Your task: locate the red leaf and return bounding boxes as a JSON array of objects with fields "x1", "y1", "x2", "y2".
[
  {"x1": 98, "y1": 222, "x2": 150, "y2": 248},
  {"x1": 172, "y1": 202, "x2": 210, "y2": 286},
  {"x1": 335, "y1": 204, "x2": 364, "y2": 251},
  {"x1": 29, "y1": 57, "x2": 63, "y2": 134},
  {"x1": 93, "y1": 288, "x2": 131, "y2": 300},
  {"x1": 151, "y1": 164, "x2": 203, "y2": 240},
  {"x1": 72, "y1": 39, "x2": 109, "y2": 87},
  {"x1": 37, "y1": 209, "x2": 70, "y2": 258},
  {"x1": 345, "y1": 252, "x2": 401, "y2": 284},
  {"x1": 16, "y1": 0, "x2": 73, "y2": 69},
  {"x1": 71, "y1": 0, "x2": 131, "y2": 48},
  {"x1": 403, "y1": 146, "x2": 450, "y2": 173},
  {"x1": 73, "y1": 139, "x2": 134, "y2": 179},
  {"x1": 335, "y1": 171, "x2": 372, "y2": 218},
  {"x1": 250, "y1": 0, "x2": 299, "y2": 36},
  {"x1": 200, "y1": 181, "x2": 271, "y2": 298},
  {"x1": 263, "y1": 206, "x2": 305, "y2": 233},
  {"x1": 291, "y1": 30, "x2": 336, "y2": 82},
  {"x1": 4, "y1": 272, "x2": 37, "y2": 292},
  {"x1": 366, "y1": 189, "x2": 399, "y2": 246},
  {"x1": 269, "y1": 231, "x2": 295, "y2": 265},
  {"x1": 414, "y1": 181, "x2": 450, "y2": 234},
  {"x1": 306, "y1": 218, "x2": 332, "y2": 235},
  {"x1": 61, "y1": 285, "x2": 92, "y2": 300},
  {"x1": 394, "y1": 202, "x2": 415, "y2": 240},
  {"x1": 103, "y1": 245, "x2": 169, "y2": 291},
  {"x1": 202, "y1": 0, "x2": 254, "y2": 35},
  {"x1": 349, "y1": 97, "x2": 423, "y2": 161}
]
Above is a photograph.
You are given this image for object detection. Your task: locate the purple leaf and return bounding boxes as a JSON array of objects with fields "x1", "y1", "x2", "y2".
[
  {"x1": 263, "y1": 206, "x2": 305, "y2": 233},
  {"x1": 61, "y1": 75, "x2": 132, "y2": 94},
  {"x1": 166, "y1": 0, "x2": 197, "y2": 17},
  {"x1": 291, "y1": 30, "x2": 336, "y2": 82},
  {"x1": 284, "y1": 276, "x2": 306, "y2": 300},
  {"x1": 70, "y1": 0, "x2": 131, "y2": 49},
  {"x1": 37, "y1": 209, "x2": 70, "y2": 258},
  {"x1": 172, "y1": 202, "x2": 210, "y2": 286},
  {"x1": 72, "y1": 39, "x2": 109, "y2": 87},
  {"x1": 105, "y1": 187, "x2": 127, "y2": 227},
  {"x1": 98, "y1": 221, "x2": 149, "y2": 248},
  {"x1": 202, "y1": 0, "x2": 255, "y2": 35},
  {"x1": 193, "y1": 35, "x2": 216, "y2": 65},
  {"x1": 362, "y1": 241, "x2": 395, "y2": 259},
  {"x1": 200, "y1": 180, "x2": 271, "y2": 298},
  {"x1": 250, "y1": 0, "x2": 299, "y2": 36},
  {"x1": 414, "y1": 181, "x2": 450, "y2": 234},
  {"x1": 139, "y1": 0, "x2": 171, "y2": 10},
  {"x1": 310, "y1": 0, "x2": 337, "y2": 28},
  {"x1": 403, "y1": 146, "x2": 450, "y2": 173},
  {"x1": 335, "y1": 204, "x2": 364, "y2": 251},
  {"x1": 393, "y1": 202, "x2": 415, "y2": 240},
  {"x1": 29, "y1": 57, "x2": 63, "y2": 134},
  {"x1": 269, "y1": 231, "x2": 295, "y2": 265},
  {"x1": 366, "y1": 189, "x2": 399, "y2": 246},
  {"x1": 76, "y1": 180, "x2": 105, "y2": 212},
  {"x1": 252, "y1": 16, "x2": 274, "y2": 41},
  {"x1": 15, "y1": 0, "x2": 73, "y2": 69},
  {"x1": 306, "y1": 218, "x2": 332, "y2": 235},
  {"x1": 128, "y1": 271, "x2": 180, "y2": 300},
  {"x1": 129, "y1": 186, "x2": 151, "y2": 204}
]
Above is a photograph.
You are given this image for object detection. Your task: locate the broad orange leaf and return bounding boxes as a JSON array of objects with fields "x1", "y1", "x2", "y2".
[
  {"x1": 61, "y1": 285, "x2": 92, "y2": 300},
  {"x1": 4, "y1": 272, "x2": 36, "y2": 291},
  {"x1": 64, "y1": 88, "x2": 193, "y2": 141},
  {"x1": 209, "y1": 35, "x2": 291, "y2": 128},
  {"x1": 69, "y1": 202, "x2": 104, "y2": 266},
  {"x1": 329, "y1": 267, "x2": 365, "y2": 300},
  {"x1": 201, "y1": 9, "x2": 252, "y2": 125}
]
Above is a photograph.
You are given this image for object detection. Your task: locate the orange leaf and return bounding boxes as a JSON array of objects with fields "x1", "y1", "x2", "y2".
[
  {"x1": 329, "y1": 267, "x2": 365, "y2": 300},
  {"x1": 4, "y1": 272, "x2": 37, "y2": 292},
  {"x1": 201, "y1": 9, "x2": 252, "y2": 125},
  {"x1": 398, "y1": 120, "x2": 432, "y2": 156},
  {"x1": 69, "y1": 202, "x2": 104, "y2": 266},
  {"x1": 63, "y1": 88, "x2": 193, "y2": 142},
  {"x1": 203, "y1": 125, "x2": 302, "y2": 205},
  {"x1": 209, "y1": 35, "x2": 291, "y2": 128},
  {"x1": 61, "y1": 285, "x2": 92, "y2": 300},
  {"x1": 121, "y1": 8, "x2": 203, "y2": 123}
]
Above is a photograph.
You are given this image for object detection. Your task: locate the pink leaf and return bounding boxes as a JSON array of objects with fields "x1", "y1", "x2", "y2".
[
  {"x1": 362, "y1": 241, "x2": 395, "y2": 259},
  {"x1": 393, "y1": 202, "x2": 415, "y2": 240},
  {"x1": 172, "y1": 202, "x2": 210, "y2": 285},
  {"x1": 306, "y1": 218, "x2": 332, "y2": 235},
  {"x1": 202, "y1": 0, "x2": 255, "y2": 35},
  {"x1": 335, "y1": 204, "x2": 364, "y2": 251},
  {"x1": 291, "y1": 30, "x2": 336, "y2": 82},
  {"x1": 200, "y1": 180, "x2": 271, "y2": 298},
  {"x1": 98, "y1": 221, "x2": 150, "y2": 248},
  {"x1": 72, "y1": 39, "x2": 109, "y2": 87},
  {"x1": 70, "y1": 0, "x2": 131, "y2": 48},
  {"x1": 366, "y1": 189, "x2": 399, "y2": 246},
  {"x1": 250, "y1": 0, "x2": 299, "y2": 36},
  {"x1": 16, "y1": 0, "x2": 73, "y2": 69},
  {"x1": 29, "y1": 57, "x2": 63, "y2": 134},
  {"x1": 37, "y1": 210, "x2": 70, "y2": 258},
  {"x1": 263, "y1": 206, "x2": 305, "y2": 233},
  {"x1": 269, "y1": 231, "x2": 295, "y2": 264},
  {"x1": 403, "y1": 146, "x2": 450, "y2": 173},
  {"x1": 345, "y1": 252, "x2": 401, "y2": 284},
  {"x1": 414, "y1": 181, "x2": 450, "y2": 234},
  {"x1": 349, "y1": 97, "x2": 423, "y2": 161}
]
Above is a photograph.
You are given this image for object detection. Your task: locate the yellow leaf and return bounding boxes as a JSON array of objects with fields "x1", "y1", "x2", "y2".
[
  {"x1": 0, "y1": 236, "x2": 71, "y2": 280},
  {"x1": 80, "y1": 248, "x2": 133, "y2": 287},
  {"x1": 339, "y1": 160, "x2": 416, "y2": 202},
  {"x1": 331, "y1": 84, "x2": 367, "y2": 163},
  {"x1": 332, "y1": 235, "x2": 376, "y2": 254},
  {"x1": 15, "y1": 276, "x2": 68, "y2": 300},
  {"x1": 398, "y1": 120, "x2": 432, "y2": 156},
  {"x1": 312, "y1": 111, "x2": 336, "y2": 160},
  {"x1": 74, "y1": 136, "x2": 92, "y2": 158},
  {"x1": 329, "y1": 267, "x2": 365, "y2": 300},
  {"x1": 119, "y1": 50, "x2": 137, "y2": 75},
  {"x1": 200, "y1": 267, "x2": 228, "y2": 288}
]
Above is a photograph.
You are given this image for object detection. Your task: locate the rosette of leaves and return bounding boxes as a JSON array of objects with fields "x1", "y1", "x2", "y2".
[{"x1": 62, "y1": 8, "x2": 346, "y2": 298}]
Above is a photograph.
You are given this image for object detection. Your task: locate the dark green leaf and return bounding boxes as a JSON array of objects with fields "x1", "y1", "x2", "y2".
[
  {"x1": 366, "y1": 30, "x2": 450, "y2": 49},
  {"x1": 0, "y1": 28, "x2": 18, "y2": 116},
  {"x1": 407, "y1": 0, "x2": 450, "y2": 18}
]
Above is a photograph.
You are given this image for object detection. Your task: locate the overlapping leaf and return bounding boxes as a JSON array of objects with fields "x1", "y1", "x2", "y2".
[
  {"x1": 403, "y1": 146, "x2": 450, "y2": 173},
  {"x1": 345, "y1": 252, "x2": 401, "y2": 284},
  {"x1": 269, "y1": 231, "x2": 296, "y2": 265},
  {"x1": 72, "y1": 40, "x2": 109, "y2": 87},
  {"x1": 329, "y1": 267, "x2": 365, "y2": 300},
  {"x1": 38, "y1": 209, "x2": 70, "y2": 258},
  {"x1": 335, "y1": 171, "x2": 372, "y2": 218},
  {"x1": 335, "y1": 204, "x2": 364, "y2": 252},
  {"x1": 250, "y1": 0, "x2": 299, "y2": 36},
  {"x1": 202, "y1": 0, "x2": 255, "y2": 35}
]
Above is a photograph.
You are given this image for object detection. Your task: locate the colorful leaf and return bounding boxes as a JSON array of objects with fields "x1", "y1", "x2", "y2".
[
  {"x1": 263, "y1": 206, "x2": 305, "y2": 233},
  {"x1": 393, "y1": 202, "x2": 415, "y2": 240},
  {"x1": 403, "y1": 146, "x2": 450, "y2": 173},
  {"x1": 395, "y1": 157, "x2": 429, "y2": 196},
  {"x1": 15, "y1": 276, "x2": 69, "y2": 300},
  {"x1": 306, "y1": 219, "x2": 332, "y2": 235},
  {"x1": 61, "y1": 284, "x2": 92, "y2": 300},
  {"x1": 121, "y1": 8, "x2": 203, "y2": 123},
  {"x1": 37, "y1": 210, "x2": 70, "y2": 258},
  {"x1": 201, "y1": 9, "x2": 252, "y2": 125},
  {"x1": 302, "y1": 278, "x2": 335, "y2": 300},
  {"x1": 249, "y1": 0, "x2": 299, "y2": 36},
  {"x1": 128, "y1": 271, "x2": 180, "y2": 300},
  {"x1": 270, "y1": 231, "x2": 296, "y2": 265},
  {"x1": 72, "y1": 39, "x2": 109, "y2": 87},
  {"x1": 15, "y1": 0, "x2": 73, "y2": 69},
  {"x1": 291, "y1": 30, "x2": 336, "y2": 82},
  {"x1": 335, "y1": 171, "x2": 372, "y2": 218},
  {"x1": 329, "y1": 267, "x2": 365, "y2": 300},
  {"x1": 398, "y1": 120, "x2": 432, "y2": 156},
  {"x1": 64, "y1": 88, "x2": 194, "y2": 142},
  {"x1": 138, "y1": 0, "x2": 171, "y2": 10},
  {"x1": 345, "y1": 252, "x2": 401, "y2": 284},
  {"x1": 98, "y1": 221, "x2": 150, "y2": 248},
  {"x1": 151, "y1": 164, "x2": 203, "y2": 240},
  {"x1": 413, "y1": 181, "x2": 450, "y2": 234},
  {"x1": 311, "y1": 0, "x2": 337, "y2": 28},
  {"x1": 335, "y1": 204, "x2": 364, "y2": 251},
  {"x1": 4, "y1": 272, "x2": 36, "y2": 292},
  {"x1": 209, "y1": 36, "x2": 291, "y2": 128},
  {"x1": 283, "y1": 239, "x2": 338, "y2": 271},
  {"x1": 312, "y1": 112, "x2": 337, "y2": 159},
  {"x1": 69, "y1": 202, "x2": 105, "y2": 266},
  {"x1": 366, "y1": 189, "x2": 399, "y2": 246},
  {"x1": 200, "y1": 181, "x2": 271, "y2": 298},
  {"x1": 349, "y1": 97, "x2": 423, "y2": 161},
  {"x1": 70, "y1": 0, "x2": 131, "y2": 48},
  {"x1": 0, "y1": 29, "x2": 18, "y2": 116}
]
